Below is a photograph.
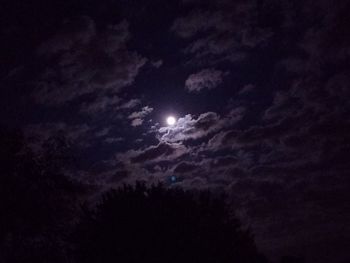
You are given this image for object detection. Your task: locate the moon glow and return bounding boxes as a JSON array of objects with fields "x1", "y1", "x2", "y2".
[{"x1": 167, "y1": 116, "x2": 176, "y2": 126}]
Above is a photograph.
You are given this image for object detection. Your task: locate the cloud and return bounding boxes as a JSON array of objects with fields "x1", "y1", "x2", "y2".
[
  {"x1": 95, "y1": 128, "x2": 110, "y2": 137},
  {"x1": 128, "y1": 106, "x2": 153, "y2": 126},
  {"x1": 131, "y1": 118, "x2": 143, "y2": 127},
  {"x1": 171, "y1": 10, "x2": 229, "y2": 39},
  {"x1": 25, "y1": 122, "x2": 92, "y2": 148},
  {"x1": 151, "y1": 59, "x2": 163, "y2": 68},
  {"x1": 206, "y1": 119, "x2": 296, "y2": 153},
  {"x1": 239, "y1": 84, "x2": 255, "y2": 94},
  {"x1": 159, "y1": 112, "x2": 220, "y2": 142},
  {"x1": 171, "y1": 4, "x2": 272, "y2": 64},
  {"x1": 185, "y1": 68, "x2": 227, "y2": 92},
  {"x1": 173, "y1": 161, "x2": 199, "y2": 174},
  {"x1": 117, "y1": 142, "x2": 188, "y2": 164},
  {"x1": 80, "y1": 97, "x2": 142, "y2": 115},
  {"x1": 128, "y1": 106, "x2": 153, "y2": 119},
  {"x1": 131, "y1": 143, "x2": 182, "y2": 163},
  {"x1": 159, "y1": 109, "x2": 245, "y2": 142},
  {"x1": 80, "y1": 95, "x2": 122, "y2": 114},
  {"x1": 104, "y1": 137, "x2": 124, "y2": 144},
  {"x1": 119, "y1": 99, "x2": 141, "y2": 109},
  {"x1": 33, "y1": 16, "x2": 147, "y2": 106},
  {"x1": 209, "y1": 155, "x2": 238, "y2": 168}
]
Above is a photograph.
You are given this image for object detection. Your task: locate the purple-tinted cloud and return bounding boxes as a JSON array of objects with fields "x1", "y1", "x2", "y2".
[
  {"x1": 185, "y1": 68, "x2": 227, "y2": 92},
  {"x1": 172, "y1": 4, "x2": 272, "y2": 64},
  {"x1": 34, "y1": 17, "x2": 147, "y2": 106},
  {"x1": 128, "y1": 106, "x2": 153, "y2": 127},
  {"x1": 159, "y1": 109, "x2": 245, "y2": 142},
  {"x1": 117, "y1": 142, "x2": 188, "y2": 165}
]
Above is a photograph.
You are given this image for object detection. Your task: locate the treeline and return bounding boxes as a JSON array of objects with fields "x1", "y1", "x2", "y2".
[{"x1": 0, "y1": 128, "x2": 303, "y2": 263}]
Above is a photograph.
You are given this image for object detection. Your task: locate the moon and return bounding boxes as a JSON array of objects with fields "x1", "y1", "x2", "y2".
[{"x1": 167, "y1": 116, "x2": 176, "y2": 126}]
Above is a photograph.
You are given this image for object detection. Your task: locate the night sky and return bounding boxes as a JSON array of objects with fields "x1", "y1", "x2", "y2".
[{"x1": 1, "y1": 0, "x2": 350, "y2": 262}]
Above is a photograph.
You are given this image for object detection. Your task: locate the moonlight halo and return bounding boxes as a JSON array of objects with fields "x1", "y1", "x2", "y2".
[{"x1": 166, "y1": 116, "x2": 176, "y2": 126}]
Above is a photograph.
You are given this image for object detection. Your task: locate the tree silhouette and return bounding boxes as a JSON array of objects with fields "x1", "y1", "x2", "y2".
[
  {"x1": 280, "y1": 256, "x2": 305, "y2": 263},
  {"x1": 0, "y1": 127, "x2": 82, "y2": 262},
  {"x1": 72, "y1": 182, "x2": 268, "y2": 263}
]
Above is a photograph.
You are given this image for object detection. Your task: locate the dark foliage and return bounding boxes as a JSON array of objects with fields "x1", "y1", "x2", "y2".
[
  {"x1": 0, "y1": 127, "x2": 82, "y2": 262},
  {"x1": 280, "y1": 256, "x2": 305, "y2": 263},
  {"x1": 72, "y1": 182, "x2": 268, "y2": 263}
]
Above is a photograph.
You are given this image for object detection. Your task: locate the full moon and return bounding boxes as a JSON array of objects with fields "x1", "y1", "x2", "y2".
[{"x1": 167, "y1": 116, "x2": 176, "y2": 126}]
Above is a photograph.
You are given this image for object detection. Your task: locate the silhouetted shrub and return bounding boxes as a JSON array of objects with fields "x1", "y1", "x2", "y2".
[
  {"x1": 72, "y1": 182, "x2": 268, "y2": 263},
  {"x1": 280, "y1": 255, "x2": 305, "y2": 263}
]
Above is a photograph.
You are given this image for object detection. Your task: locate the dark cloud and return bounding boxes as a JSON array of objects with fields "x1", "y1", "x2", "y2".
[
  {"x1": 80, "y1": 95, "x2": 121, "y2": 115},
  {"x1": 80, "y1": 96, "x2": 142, "y2": 116},
  {"x1": 34, "y1": 17, "x2": 147, "y2": 106},
  {"x1": 173, "y1": 161, "x2": 199, "y2": 174},
  {"x1": 117, "y1": 142, "x2": 188, "y2": 165},
  {"x1": 171, "y1": 10, "x2": 229, "y2": 39},
  {"x1": 185, "y1": 68, "x2": 227, "y2": 92},
  {"x1": 104, "y1": 137, "x2": 124, "y2": 144},
  {"x1": 150, "y1": 59, "x2": 163, "y2": 68},
  {"x1": 239, "y1": 84, "x2": 255, "y2": 94},
  {"x1": 95, "y1": 128, "x2": 110, "y2": 137},
  {"x1": 25, "y1": 122, "x2": 92, "y2": 148},
  {"x1": 119, "y1": 99, "x2": 141, "y2": 109},
  {"x1": 172, "y1": 3, "x2": 272, "y2": 64},
  {"x1": 209, "y1": 156, "x2": 238, "y2": 168}
]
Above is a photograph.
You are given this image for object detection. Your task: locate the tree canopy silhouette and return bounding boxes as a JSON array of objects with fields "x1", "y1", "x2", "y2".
[
  {"x1": 73, "y1": 182, "x2": 268, "y2": 263},
  {"x1": 0, "y1": 127, "x2": 82, "y2": 262}
]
